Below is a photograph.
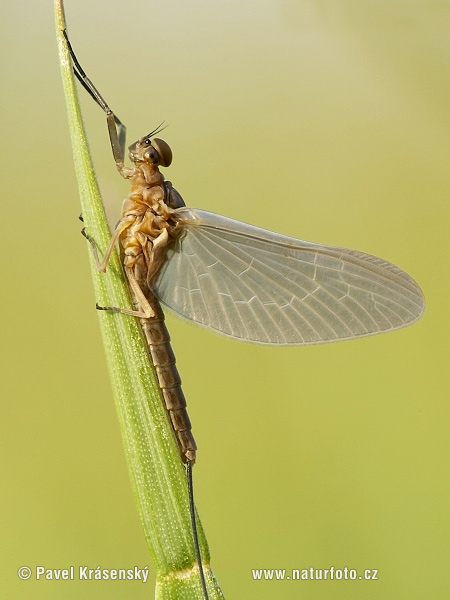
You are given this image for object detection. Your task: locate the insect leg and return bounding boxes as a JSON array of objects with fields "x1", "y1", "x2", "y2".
[
  {"x1": 82, "y1": 218, "x2": 154, "y2": 317},
  {"x1": 81, "y1": 217, "x2": 134, "y2": 273},
  {"x1": 96, "y1": 267, "x2": 155, "y2": 319},
  {"x1": 146, "y1": 229, "x2": 170, "y2": 285},
  {"x1": 62, "y1": 29, "x2": 126, "y2": 171}
]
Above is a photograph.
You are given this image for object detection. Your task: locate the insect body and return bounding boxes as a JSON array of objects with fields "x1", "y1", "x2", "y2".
[
  {"x1": 115, "y1": 134, "x2": 197, "y2": 463},
  {"x1": 82, "y1": 127, "x2": 199, "y2": 462}
]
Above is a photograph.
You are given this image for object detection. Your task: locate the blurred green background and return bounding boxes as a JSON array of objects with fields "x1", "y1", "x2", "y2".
[{"x1": 1, "y1": 1, "x2": 448, "y2": 598}]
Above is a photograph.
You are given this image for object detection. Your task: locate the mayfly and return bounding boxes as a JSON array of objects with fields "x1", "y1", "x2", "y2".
[{"x1": 63, "y1": 30, "x2": 424, "y2": 600}]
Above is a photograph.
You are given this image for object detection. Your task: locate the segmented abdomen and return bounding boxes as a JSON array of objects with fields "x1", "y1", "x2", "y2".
[{"x1": 140, "y1": 292, "x2": 197, "y2": 463}]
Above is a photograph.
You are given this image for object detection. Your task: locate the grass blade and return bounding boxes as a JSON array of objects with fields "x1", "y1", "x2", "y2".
[{"x1": 54, "y1": 2, "x2": 224, "y2": 596}]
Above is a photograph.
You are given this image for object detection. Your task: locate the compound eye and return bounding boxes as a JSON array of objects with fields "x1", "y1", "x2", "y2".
[
  {"x1": 152, "y1": 138, "x2": 172, "y2": 167},
  {"x1": 145, "y1": 147, "x2": 160, "y2": 164}
]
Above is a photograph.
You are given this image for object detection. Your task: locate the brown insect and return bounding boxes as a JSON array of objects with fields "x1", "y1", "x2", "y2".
[
  {"x1": 81, "y1": 129, "x2": 197, "y2": 463},
  {"x1": 63, "y1": 29, "x2": 424, "y2": 600}
]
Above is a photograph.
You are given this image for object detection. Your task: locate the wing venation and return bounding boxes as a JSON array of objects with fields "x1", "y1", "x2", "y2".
[{"x1": 152, "y1": 208, "x2": 424, "y2": 345}]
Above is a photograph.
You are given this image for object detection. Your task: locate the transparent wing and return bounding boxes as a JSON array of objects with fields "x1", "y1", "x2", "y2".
[{"x1": 153, "y1": 208, "x2": 425, "y2": 345}]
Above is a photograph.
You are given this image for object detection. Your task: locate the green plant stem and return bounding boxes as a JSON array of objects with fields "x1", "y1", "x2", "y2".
[{"x1": 55, "y1": 1, "x2": 224, "y2": 597}]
